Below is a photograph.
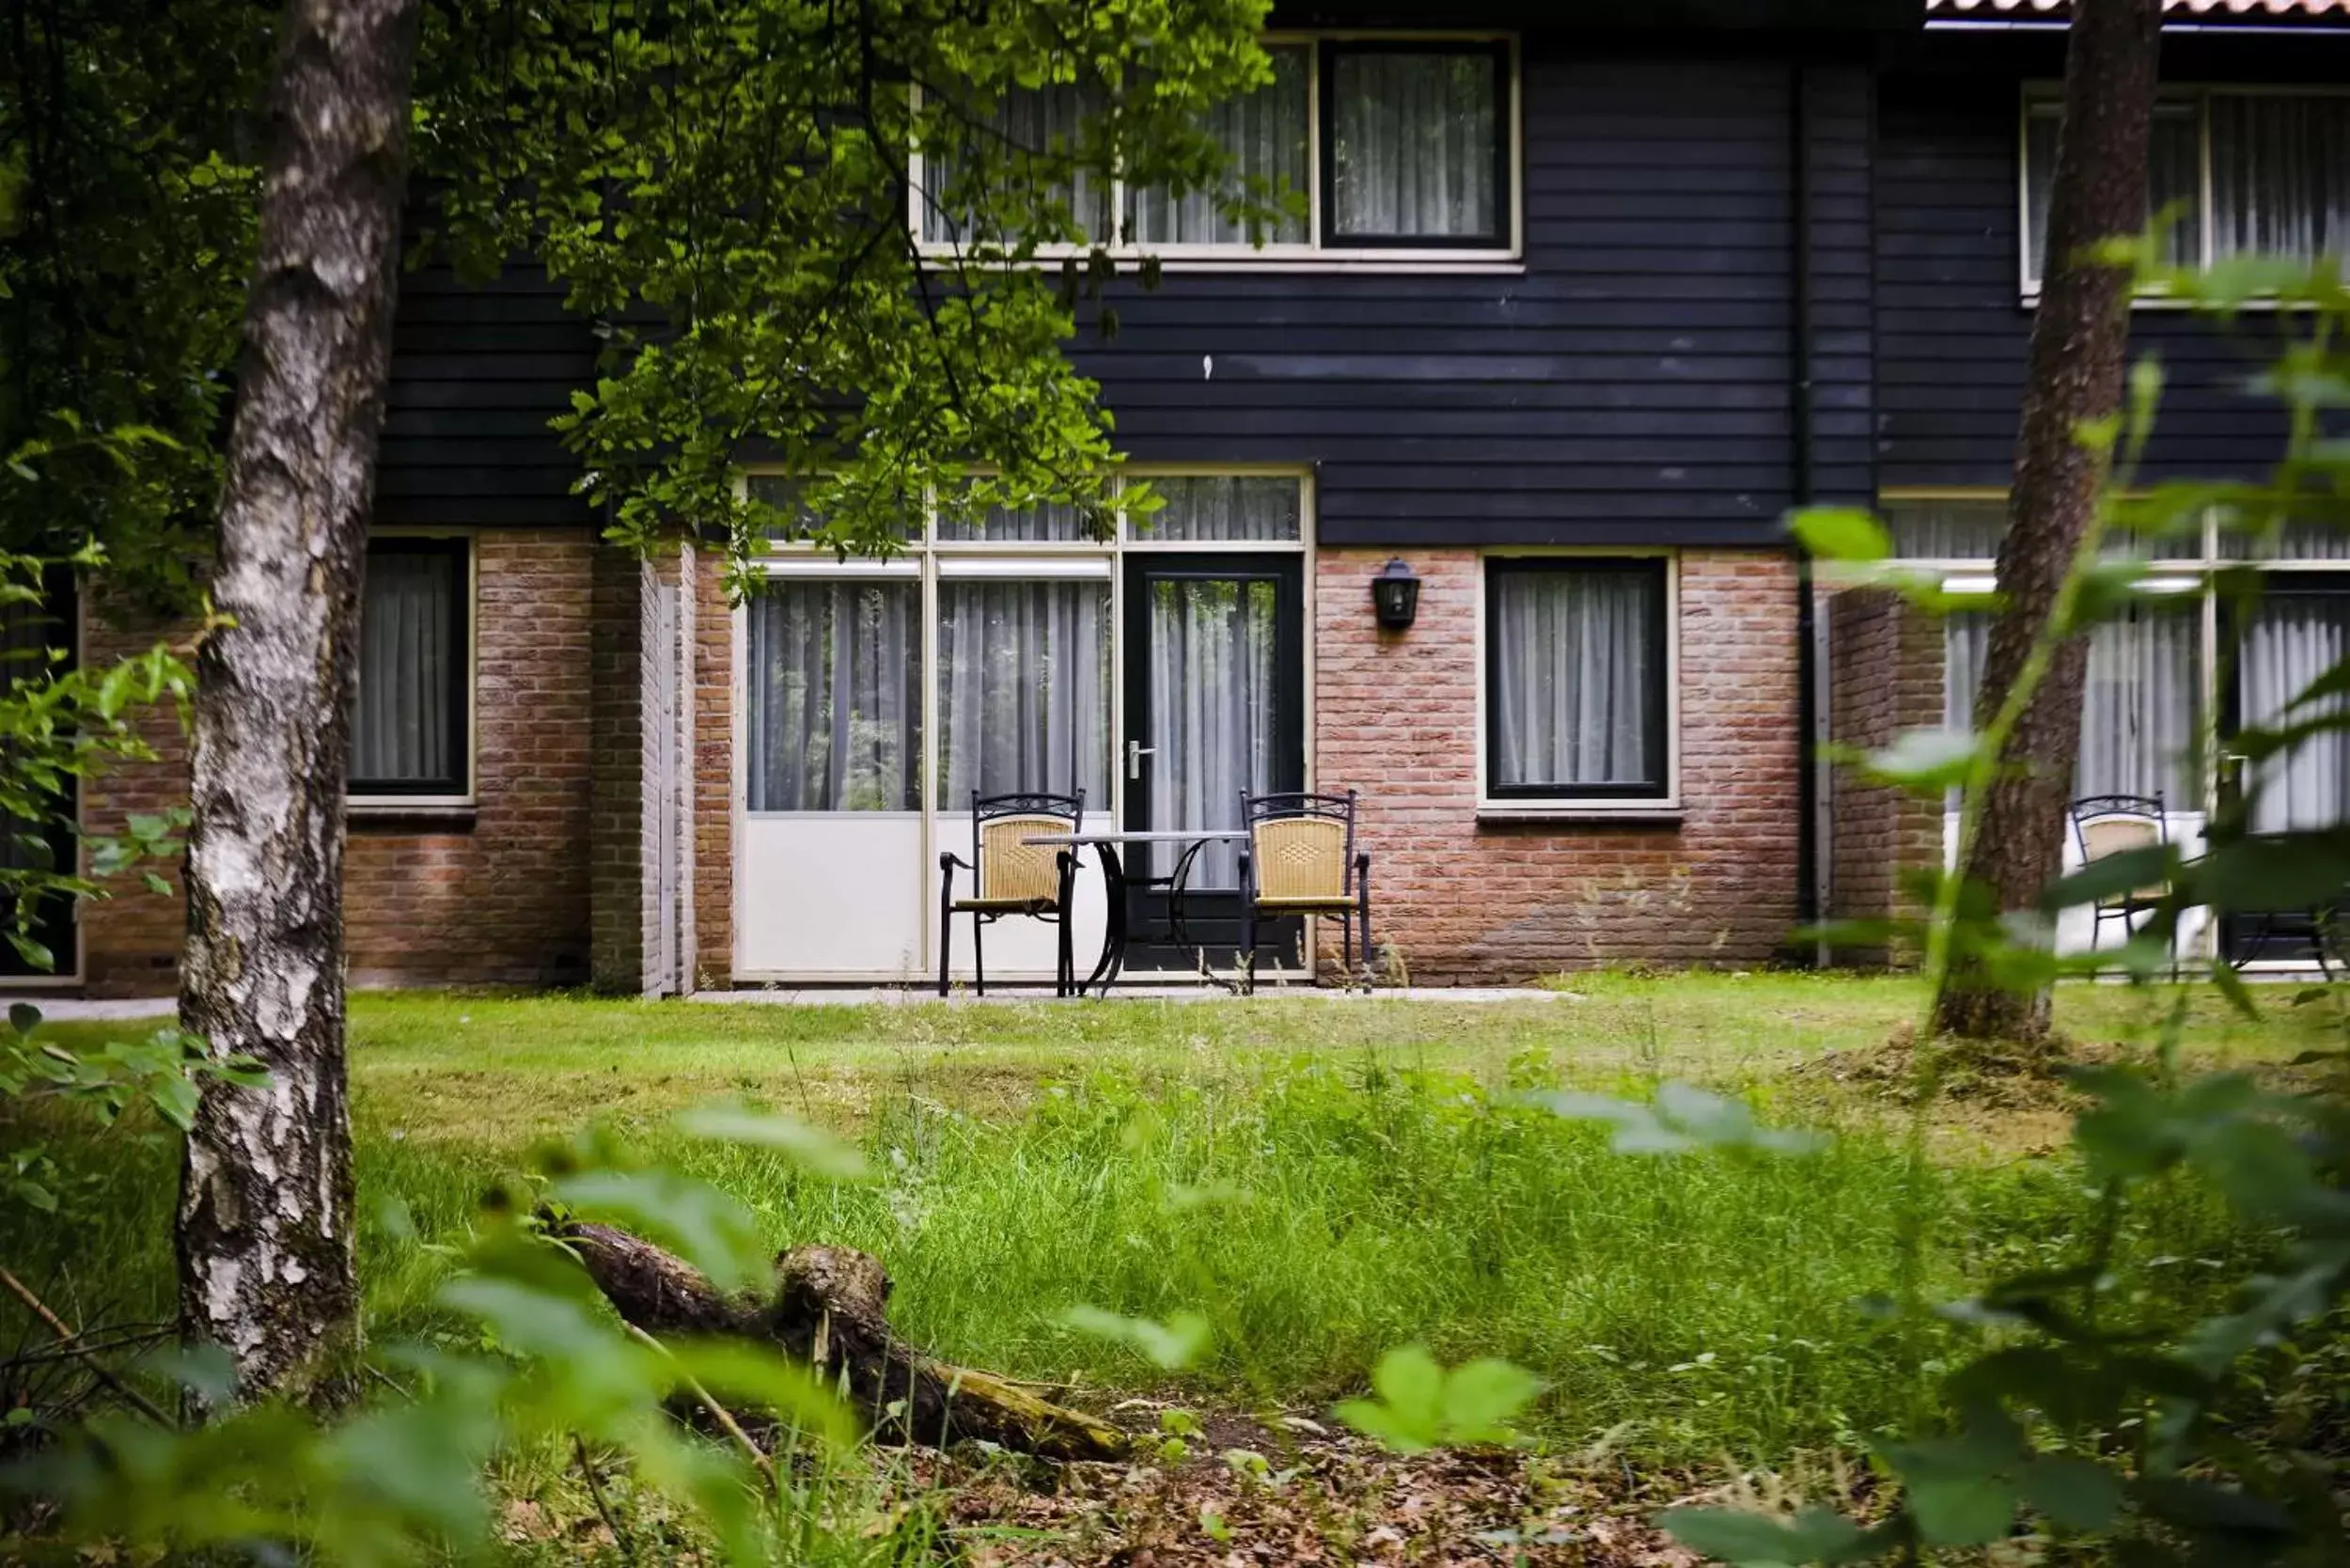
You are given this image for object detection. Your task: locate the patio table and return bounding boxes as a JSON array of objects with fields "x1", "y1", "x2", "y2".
[{"x1": 1022, "y1": 829, "x2": 1250, "y2": 996}]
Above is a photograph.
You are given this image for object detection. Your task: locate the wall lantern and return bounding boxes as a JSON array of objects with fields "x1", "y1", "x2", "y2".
[{"x1": 1371, "y1": 558, "x2": 1421, "y2": 631}]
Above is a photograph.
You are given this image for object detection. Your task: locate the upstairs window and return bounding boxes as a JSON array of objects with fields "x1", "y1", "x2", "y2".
[
  {"x1": 1324, "y1": 41, "x2": 1509, "y2": 248},
  {"x1": 2023, "y1": 87, "x2": 2350, "y2": 294},
  {"x1": 352, "y1": 538, "x2": 471, "y2": 799},
  {"x1": 916, "y1": 36, "x2": 1518, "y2": 262}
]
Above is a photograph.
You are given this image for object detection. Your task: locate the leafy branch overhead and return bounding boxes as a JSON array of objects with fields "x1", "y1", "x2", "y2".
[{"x1": 417, "y1": 0, "x2": 1287, "y2": 593}]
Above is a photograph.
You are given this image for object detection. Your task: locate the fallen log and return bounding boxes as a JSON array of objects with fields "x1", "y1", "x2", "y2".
[{"x1": 557, "y1": 1221, "x2": 1128, "y2": 1463}]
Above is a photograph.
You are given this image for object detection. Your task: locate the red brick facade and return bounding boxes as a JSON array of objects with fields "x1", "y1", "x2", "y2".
[
  {"x1": 1822, "y1": 586, "x2": 1950, "y2": 967},
  {"x1": 1313, "y1": 549, "x2": 1805, "y2": 983},
  {"x1": 66, "y1": 534, "x2": 1820, "y2": 995},
  {"x1": 70, "y1": 530, "x2": 599, "y2": 996}
]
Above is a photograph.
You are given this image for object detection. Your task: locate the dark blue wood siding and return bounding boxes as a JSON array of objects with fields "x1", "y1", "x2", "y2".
[
  {"x1": 1873, "y1": 31, "x2": 2350, "y2": 492},
  {"x1": 378, "y1": 258, "x2": 599, "y2": 527},
  {"x1": 1804, "y1": 60, "x2": 1876, "y2": 509},
  {"x1": 1073, "y1": 44, "x2": 1822, "y2": 547}
]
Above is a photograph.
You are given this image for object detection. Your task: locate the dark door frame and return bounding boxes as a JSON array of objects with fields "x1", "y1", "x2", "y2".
[{"x1": 1118, "y1": 551, "x2": 1308, "y2": 972}]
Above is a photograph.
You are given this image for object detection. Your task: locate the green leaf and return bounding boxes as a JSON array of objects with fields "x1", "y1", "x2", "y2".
[
  {"x1": 1335, "y1": 1346, "x2": 1541, "y2": 1454},
  {"x1": 2018, "y1": 1455, "x2": 2123, "y2": 1532},
  {"x1": 1786, "y1": 508, "x2": 1891, "y2": 564},
  {"x1": 1058, "y1": 1306, "x2": 1213, "y2": 1371},
  {"x1": 1860, "y1": 729, "x2": 1982, "y2": 790},
  {"x1": 672, "y1": 1104, "x2": 870, "y2": 1179},
  {"x1": 1661, "y1": 1506, "x2": 1868, "y2": 1567},
  {"x1": 8, "y1": 1002, "x2": 39, "y2": 1037},
  {"x1": 551, "y1": 1168, "x2": 767, "y2": 1294},
  {"x1": 148, "y1": 1071, "x2": 201, "y2": 1132},
  {"x1": 1906, "y1": 1474, "x2": 2017, "y2": 1547},
  {"x1": 2039, "y1": 844, "x2": 2176, "y2": 914}
]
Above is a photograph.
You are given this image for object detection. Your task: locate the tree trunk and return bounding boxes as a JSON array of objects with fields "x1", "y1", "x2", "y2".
[
  {"x1": 175, "y1": 0, "x2": 423, "y2": 1406},
  {"x1": 563, "y1": 1222, "x2": 1132, "y2": 1462},
  {"x1": 1932, "y1": 0, "x2": 2162, "y2": 1045}
]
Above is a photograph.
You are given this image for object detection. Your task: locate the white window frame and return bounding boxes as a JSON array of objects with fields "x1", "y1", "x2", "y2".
[
  {"x1": 1473, "y1": 548, "x2": 1684, "y2": 821},
  {"x1": 2018, "y1": 82, "x2": 2350, "y2": 305},
  {"x1": 348, "y1": 527, "x2": 479, "y2": 812},
  {"x1": 909, "y1": 32, "x2": 1524, "y2": 274}
]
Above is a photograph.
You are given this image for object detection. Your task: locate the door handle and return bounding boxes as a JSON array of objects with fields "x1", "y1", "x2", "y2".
[{"x1": 1126, "y1": 740, "x2": 1156, "y2": 781}]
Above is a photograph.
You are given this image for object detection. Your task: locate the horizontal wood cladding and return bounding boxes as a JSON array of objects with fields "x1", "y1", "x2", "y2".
[
  {"x1": 1873, "y1": 71, "x2": 2295, "y2": 491},
  {"x1": 379, "y1": 257, "x2": 598, "y2": 527},
  {"x1": 1073, "y1": 47, "x2": 1825, "y2": 548}
]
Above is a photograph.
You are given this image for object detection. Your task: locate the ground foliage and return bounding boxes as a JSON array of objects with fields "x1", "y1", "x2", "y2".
[{"x1": 1653, "y1": 248, "x2": 2350, "y2": 1565}]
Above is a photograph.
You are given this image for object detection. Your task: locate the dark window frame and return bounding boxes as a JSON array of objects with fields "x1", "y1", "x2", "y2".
[
  {"x1": 350, "y1": 536, "x2": 472, "y2": 799},
  {"x1": 1317, "y1": 38, "x2": 1513, "y2": 251},
  {"x1": 1482, "y1": 557, "x2": 1671, "y2": 802}
]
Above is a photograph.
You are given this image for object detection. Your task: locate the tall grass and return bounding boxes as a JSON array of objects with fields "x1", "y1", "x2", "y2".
[{"x1": 4, "y1": 1042, "x2": 2265, "y2": 1475}]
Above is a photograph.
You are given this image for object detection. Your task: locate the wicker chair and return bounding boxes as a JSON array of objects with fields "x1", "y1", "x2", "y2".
[
  {"x1": 938, "y1": 790, "x2": 1083, "y2": 997},
  {"x1": 2070, "y1": 792, "x2": 2168, "y2": 960},
  {"x1": 1237, "y1": 790, "x2": 1371, "y2": 994}
]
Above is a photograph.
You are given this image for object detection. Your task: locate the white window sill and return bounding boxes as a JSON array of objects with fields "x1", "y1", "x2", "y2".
[
  {"x1": 1476, "y1": 803, "x2": 1684, "y2": 825},
  {"x1": 2018, "y1": 290, "x2": 2308, "y2": 313},
  {"x1": 917, "y1": 246, "x2": 1524, "y2": 276},
  {"x1": 348, "y1": 798, "x2": 478, "y2": 826}
]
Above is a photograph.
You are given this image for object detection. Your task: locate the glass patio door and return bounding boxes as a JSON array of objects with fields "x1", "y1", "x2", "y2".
[
  {"x1": 1120, "y1": 554, "x2": 1306, "y2": 972},
  {"x1": 2220, "y1": 578, "x2": 2350, "y2": 964}
]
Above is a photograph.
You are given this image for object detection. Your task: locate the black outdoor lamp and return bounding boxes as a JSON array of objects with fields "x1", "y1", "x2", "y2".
[{"x1": 1371, "y1": 557, "x2": 1421, "y2": 631}]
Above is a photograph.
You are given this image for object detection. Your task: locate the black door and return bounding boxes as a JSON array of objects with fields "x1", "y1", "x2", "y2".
[
  {"x1": 0, "y1": 569, "x2": 80, "y2": 980},
  {"x1": 2217, "y1": 575, "x2": 2350, "y2": 964},
  {"x1": 1120, "y1": 553, "x2": 1306, "y2": 973}
]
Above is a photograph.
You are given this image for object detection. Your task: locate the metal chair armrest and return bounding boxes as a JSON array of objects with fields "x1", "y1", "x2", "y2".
[{"x1": 939, "y1": 852, "x2": 974, "y2": 872}]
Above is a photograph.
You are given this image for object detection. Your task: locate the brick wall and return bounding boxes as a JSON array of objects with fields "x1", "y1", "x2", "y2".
[
  {"x1": 77, "y1": 529, "x2": 598, "y2": 996},
  {"x1": 690, "y1": 546, "x2": 731, "y2": 989},
  {"x1": 1823, "y1": 585, "x2": 1946, "y2": 966},
  {"x1": 589, "y1": 548, "x2": 645, "y2": 991},
  {"x1": 1313, "y1": 548, "x2": 1805, "y2": 983},
  {"x1": 78, "y1": 602, "x2": 194, "y2": 996}
]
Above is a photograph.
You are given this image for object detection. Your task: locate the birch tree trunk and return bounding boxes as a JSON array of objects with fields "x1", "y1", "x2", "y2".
[
  {"x1": 1931, "y1": 0, "x2": 2163, "y2": 1045},
  {"x1": 175, "y1": 0, "x2": 423, "y2": 1405}
]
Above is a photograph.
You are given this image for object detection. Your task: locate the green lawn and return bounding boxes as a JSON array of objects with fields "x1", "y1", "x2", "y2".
[{"x1": 4, "y1": 974, "x2": 2326, "y2": 1471}]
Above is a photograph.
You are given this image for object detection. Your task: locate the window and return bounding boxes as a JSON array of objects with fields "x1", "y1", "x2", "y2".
[
  {"x1": 916, "y1": 36, "x2": 1516, "y2": 261},
  {"x1": 1484, "y1": 558, "x2": 1670, "y2": 801},
  {"x1": 744, "y1": 579, "x2": 922, "y2": 812},
  {"x1": 936, "y1": 577, "x2": 1111, "y2": 807},
  {"x1": 1324, "y1": 42, "x2": 1509, "y2": 248},
  {"x1": 2023, "y1": 87, "x2": 2350, "y2": 293},
  {"x1": 352, "y1": 538, "x2": 470, "y2": 798}
]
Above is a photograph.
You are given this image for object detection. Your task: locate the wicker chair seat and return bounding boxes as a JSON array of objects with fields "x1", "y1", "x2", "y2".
[
  {"x1": 1250, "y1": 894, "x2": 1360, "y2": 914},
  {"x1": 952, "y1": 894, "x2": 1060, "y2": 915}
]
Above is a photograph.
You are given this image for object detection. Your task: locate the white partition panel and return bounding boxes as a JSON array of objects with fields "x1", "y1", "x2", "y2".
[{"x1": 738, "y1": 814, "x2": 926, "y2": 979}]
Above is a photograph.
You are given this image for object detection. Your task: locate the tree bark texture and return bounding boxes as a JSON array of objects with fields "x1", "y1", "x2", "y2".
[
  {"x1": 175, "y1": 0, "x2": 423, "y2": 1405},
  {"x1": 563, "y1": 1223, "x2": 1132, "y2": 1462},
  {"x1": 1932, "y1": 0, "x2": 2162, "y2": 1045}
]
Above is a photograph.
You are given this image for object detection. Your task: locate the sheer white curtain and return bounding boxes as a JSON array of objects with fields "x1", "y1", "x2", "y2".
[
  {"x1": 1127, "y1": 47, "x2": 1308, "y2": 245},
  {"x1": 937, "y1": 579, "x2": 1109, "y2": 806},
  {"x1": 2026, "y1": 102, "x2": 2201, "y2": 277},
  {"x1": 2079, "y1": 604, "x2": 2200, "y2": 803},
  {"x1": 745, "y1": 581, "x2": 921, "y2": 811},
  {"x1": 1329, "y1": 51, "x2": 1498, "y2": 241},
  {"x1": 2213, "y1": 95, "x2": 2350, "y2": 267},
  {"x1": 920, "y1": 82, "x2": 1109, "y2": 243},
  {"x1": 1945, "y1": 604, "x2": 2200, "y2": 804},
  {"x1": 1148, "y1": 578, "x2": 1278, "y2": 884},
  {"x1": 1489, "y1": 568, "x2": 1658, "y2": 791},
  {"x1": 2242, "y1": 595, "x2": 2350, "y2": 833},
  {"x1": 353, "y1": 548, "x2": 458, "y2": 787},
  {"x1": 1135, "y1": 477, "x2": 1301, "y2": 542}
]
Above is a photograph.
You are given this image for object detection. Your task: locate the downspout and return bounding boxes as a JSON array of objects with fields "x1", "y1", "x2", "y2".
[{"x1": 1790, "y1": 59, "x2": 1823, "y2": 955}]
